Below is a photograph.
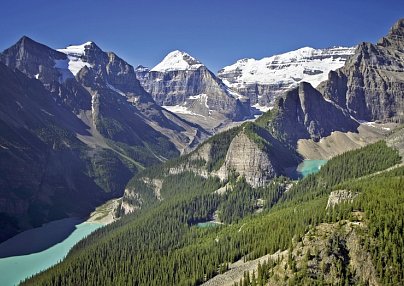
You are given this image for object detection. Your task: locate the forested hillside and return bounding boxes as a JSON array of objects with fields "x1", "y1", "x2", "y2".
[{"x1": 23, "y1": 140, "x2": 402, "y2": 285}]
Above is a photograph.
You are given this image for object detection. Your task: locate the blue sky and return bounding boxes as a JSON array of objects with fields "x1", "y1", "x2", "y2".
[{"x1": 1, "y1": 0, "x2": 403, "y2": 72}]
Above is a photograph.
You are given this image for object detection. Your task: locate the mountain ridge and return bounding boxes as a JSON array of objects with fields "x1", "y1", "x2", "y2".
[{"x1": 0, "y1": 36, "x2": 208, "y2": 242}]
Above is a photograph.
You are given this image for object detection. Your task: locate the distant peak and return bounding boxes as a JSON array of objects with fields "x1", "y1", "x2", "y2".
[
  {"x1": 135, "y1": 65, "x2": 150, "y2": 72},
  {"x1": 151, "y1": 50, "x2": 204, "y2": 72},
  {"x1": 18, "y1": 35, "x2": 34, "y2": 43},
  {"x1": 15, "y1": 36, "x2": 44, "y2": 48},
  {"x1": 4, "y1": 36, "x2": 65, "y2": 59},
  {"x1": 391, "y1": 18, "x2": 404, "y2": 33},
  {"x1": 57, "y1": 41, "x2": 98, "y2": 56},
  {"x1": 378, "y1": 18, "x2": 404, "y2": 50}
]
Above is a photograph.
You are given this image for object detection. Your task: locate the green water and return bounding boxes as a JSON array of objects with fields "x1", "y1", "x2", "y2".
[
  {"x1": 196, "y1": 221, "x2": 219, "y2": 228},
  {"x1": 0, "y1": 219, "x2": 103, "y2": 286},
  {"x1": 297, "y1": 159, "x2": 328, "y2": 177}
]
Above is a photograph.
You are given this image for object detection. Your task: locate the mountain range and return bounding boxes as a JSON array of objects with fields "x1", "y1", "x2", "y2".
[
  {"x1": 0, "y1": 19, "x2": 403, "y2": 286},
  {"x1": 0, "y1": 37, "x2": 208, "y2": 241},
  {"x1": 120, "y1": 19, "x2": 403, "y2": 215}
]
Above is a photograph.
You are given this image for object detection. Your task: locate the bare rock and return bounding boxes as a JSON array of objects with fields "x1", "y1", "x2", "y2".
[
  {"x1": 326, "y1": 190, "x2": 358, "y2": 209},
  {"x1": 218, "y1": 131, "x2": 277, "y2": 188}
]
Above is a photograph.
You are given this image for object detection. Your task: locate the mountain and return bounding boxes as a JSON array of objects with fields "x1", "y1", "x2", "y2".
[
  {"x1": 135, "y1": 50, "x2": 253, "y2": 131},
  {"x1": 23, "y1": 133, "x2": 404, "y2": 286},
  {"x1": 0, "y1": 37, "x2": 207, "y2": 242},
  {"x1": 121, "y1": 19, "x2": 403, "y2": 208},
  {"x1": 319, "y1": 19, "x2": 404, "y2": 122},
  {"x1": 119, "y1": 82, "x2": 361, "y2": 214},
  {"x1": 218, "y1": 46, "x2": 356, "y2": 111},
  {"x1": 256, "y1": 82, "x2": 359, "y2": 145},
  {"x1": 19, "y1": 19, "x2": 404, "y2": 286},
  {"x1": 0, "y1": 62, "x2": 130, "y2": 242}
]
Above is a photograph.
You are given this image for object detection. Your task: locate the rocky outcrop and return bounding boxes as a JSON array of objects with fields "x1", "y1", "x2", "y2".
[
  {"x1": 120, "y1": 189, "x2": 143, "y2": 215},
  {"x1": 261, "y1": 82, "x2": 359, "y2": 146},
  {"x1": 217, "y1": 132, "x2": 277, "y2": 188},
  {"x1": 266, "y1": 220, "x2": 379, "y2": 286},
  {"x1": 326, "y1": 190, "x2": 358, "y2": 209},
  {"x1": 386, "y1": 126, "x2": 404, "y2": 161},
  {"x1": 319, "y1": 19, "x2": 404, "y2": 122}
]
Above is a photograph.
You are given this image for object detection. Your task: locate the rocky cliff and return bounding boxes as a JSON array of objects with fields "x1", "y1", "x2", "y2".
[
  {"x1": 319, "y1": 19, "x2": 404, "y2": 122},
  {"x1": 0, "y1": 62, "x2": 130, "y2": 242},
  {"x1": 216, "y1": 132, "x2": 277, "y2": 188},
  {"x1": 0, "y1": 37, "x2": 207, "y2": 242},
  {"x1": 257, "y1": 82, "x2": 359, "y2": 146},
  {"x1": 136, "y1": 51, "x2": 253, "y2": 130}
]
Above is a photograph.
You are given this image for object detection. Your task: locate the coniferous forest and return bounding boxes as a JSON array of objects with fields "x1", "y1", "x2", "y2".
[{"x1": 22, "y1": 141, "x2": 403, "y2": 285}]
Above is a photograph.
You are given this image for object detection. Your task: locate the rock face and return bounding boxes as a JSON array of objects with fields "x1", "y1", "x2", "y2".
[
  {"x1": 0, "y1": 62, "x2": 127, "y2": 242},
  {"x1": 136, "y1": 51, "x2": 253, "y2": 130},
  {"x1": 267, "y1": 220, "x2": 378, "y2": 286},
  {"x1": 319, "y1": 19, "x2": 404, "y2": 122},
  {"x1": 217, "y1": 132, "x2": 277, "y2": 187},
  {"x1": 0, "y1": 37, "x2": 207, "y2": 242},
  {"x1": 218, "y1": 46, "x2": 356, "y2": 109},
  {"x1": 326, "y1": 190, "x2": 358, "y2": 209},
  {"x1": 260, "y1": 82, "x2": 359, "y2": 146}
]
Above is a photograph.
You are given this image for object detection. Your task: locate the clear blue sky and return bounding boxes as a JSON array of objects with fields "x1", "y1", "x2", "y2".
[{"x1": 1, "y1": 0, "x2": 403, "y2": 72}]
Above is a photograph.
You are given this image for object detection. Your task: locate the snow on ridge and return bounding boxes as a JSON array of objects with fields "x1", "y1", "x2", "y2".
[
  {"x1": 107, "y1": 83, "x2": 126, "y2": 97},
  {"x1": 252, "y1": 103, "x2": 272, "y2": 113},
  {"x1": 218, "y1": 46, "x2": 356, "y2": 88},
  {"x1": 162, "y1": 105, "x2": 206, "y2": 117},
  {"x1": 151, "y1": 50, "x2": 204, "y2": 72},
  {"x1": 188, "y1": 94, "x2": 210, "y2": 109},
  {"x1": 57, "y1": 42, "x2": 93, "y2": 76},
  {"x1": 54, "y1": 59, "x2": 74, "y2": 83},
  {"x1": 57, "y1": 42, "x2": 93, "y2": 57}
]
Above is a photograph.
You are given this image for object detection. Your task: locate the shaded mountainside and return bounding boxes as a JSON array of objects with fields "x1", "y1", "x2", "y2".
[
  {"x1": 0, "y1": 37, "x2": 208, "y2": 242},
  {"x1": 256, "y1": 82, "x2": 359, "y2": 146},
  {"x1": 319, "y1": 19, "x2": 404, "y2": 122},
  {"x1": 0, "y1": 63, "x2": 136, "y2": 242},
  {"x1": 23, "y1": 137, "x2": 403, "y2": 285}
]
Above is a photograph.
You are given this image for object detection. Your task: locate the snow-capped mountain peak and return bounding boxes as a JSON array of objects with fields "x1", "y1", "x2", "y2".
[
  {"x1": 151, "y1": 50, "x2": 204, "y2": 72},
  {"x1": 135, "y1": 65, "x2": 150, "y2": 73},
  {"x1": 218, "y1": 46, "x2": 356, "y2": 88},
  {"x1": 57, "y1": 42, "x2": 94, "y2": 76},
  {"x1": 217, "y1": 46, "x2": 356, "y2": 108},
  {"x1": 57, "y1": 42, "x2": 93, "y2": 57}
]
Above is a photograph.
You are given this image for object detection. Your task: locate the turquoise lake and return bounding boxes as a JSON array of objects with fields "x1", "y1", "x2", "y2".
[
  {"x1": 196, "y1": 221, "x2": 220, "y2": 228},
  {"x1": 0, "y1": 218, "x2": 103, "y2": 286},
  {"x1": 297, "y1": 159, "x2": 328, "y2": 177}
]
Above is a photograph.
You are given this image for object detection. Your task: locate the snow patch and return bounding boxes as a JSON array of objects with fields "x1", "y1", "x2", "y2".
[
  {"x1": 219, "y1": 46, "x2": 356, "y2": 89},
  {"x1": 151, "y1": 50, "x2": 204, "y2": 72},
  {"x1": 58, "y1": 42, "x2": 93, "y2": 57},
  {"x1": 188, "y1": 93, "x2": 209, "y2": 109},
  {"x1": 54, "y1": 59, "x2": 74, "y2": 82},
  {"x1": 57, "y1": 42, "x2": 93, "y2": 77},
  {"x1": 107, "y1": 83, "x2": 126, "y2": 97},
  {"x1": 252, "y1": 103, "x2": 272, "y2": 113},
  {"x1": 359, "y1": 121, "x2": 391, "y2": 131},
  {"x1": 223, "y1": 85, "x2": 248, "y2": 100},
  {"x1": 162, "y1": 105, "x2": 205, "y2": 117}
]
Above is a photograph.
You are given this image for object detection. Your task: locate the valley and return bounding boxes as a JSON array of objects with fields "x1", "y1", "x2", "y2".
[{"x1": 0, "y1": 8, "x2": 403, "y2": 286}]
